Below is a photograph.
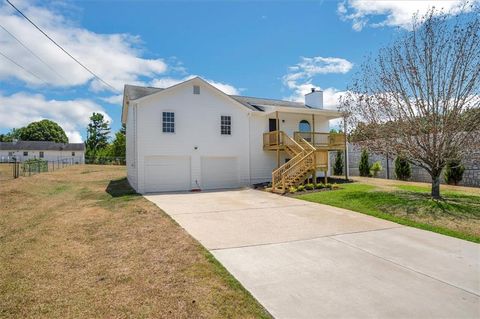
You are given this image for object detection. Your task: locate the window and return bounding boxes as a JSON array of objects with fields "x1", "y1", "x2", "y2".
[
  {"x1": 299, "y1": 120, "x2": 311, "y2": 132},
  {"x1": 221, "y1": 116, "x2": 231, "y2": 135},
  {"x1": 39, "y1": 151, "x2": 44, "y2": 158},
  {"x1": 23, "y1": 151, "x2": 28, "y2": 156},
  {"x1": 193, "y1": 85, "x2": 200, "y2": 94},
  {"x1": 162, "y1": 112, "x2": 175, "y2": 133},
  {"x1": 72, "y1": 152, "x2": 75, "y2": 156}
]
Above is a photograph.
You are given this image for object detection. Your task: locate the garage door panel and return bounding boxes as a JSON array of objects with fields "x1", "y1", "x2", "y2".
[
  {"x1": 145, "y1": 156, "x2": 190, "y2": 192},
  {"x1": 201, "y1": 157, "x2": 239, "y2": 190}
]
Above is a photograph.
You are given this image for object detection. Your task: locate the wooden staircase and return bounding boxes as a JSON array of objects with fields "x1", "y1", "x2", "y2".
[{"x1": 265, "y1": 131, "x2": 328, "y2": 194}]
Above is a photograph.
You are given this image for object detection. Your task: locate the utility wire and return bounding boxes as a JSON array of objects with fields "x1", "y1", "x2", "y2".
[
  {"x1": 0, "y1": 49, "x2": 46, "y2": 83},
  {"x1": 5, "y1": 0, "x2": 120, "y2": 93},
  {"x1": 0, "y1": 23, "x2": 68, "y2": 82}
]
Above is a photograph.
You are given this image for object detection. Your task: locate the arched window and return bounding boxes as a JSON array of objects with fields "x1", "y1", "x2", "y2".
[{"x1": 299, "y1": 120, "x2": 311, "y2": 132}]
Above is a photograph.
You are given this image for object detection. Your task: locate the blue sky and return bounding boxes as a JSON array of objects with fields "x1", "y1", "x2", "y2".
[{"x1": 0, "y1": 0, "x2": 475, "y2": 141}]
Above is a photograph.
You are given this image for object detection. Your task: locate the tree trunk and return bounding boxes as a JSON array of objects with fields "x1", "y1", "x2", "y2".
[{"x1": 431, "y1": 174, "x2": 441, "y2": 199}]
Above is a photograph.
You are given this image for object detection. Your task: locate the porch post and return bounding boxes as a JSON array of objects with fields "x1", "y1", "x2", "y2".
[
  {"x1": 276, "y1": 111, "x2": 280, "y2": 168},
  {"x1": 311, "y1": 114, "x2": 315, "y2": 145}
]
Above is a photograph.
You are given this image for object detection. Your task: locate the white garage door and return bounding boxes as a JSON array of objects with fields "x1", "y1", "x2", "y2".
[
  {"x1": 201, "y1": 156, "x2": 240, "y2": 190},
  {"x1": 144, "y1": 156, "x2": 190, "y2": 192}
]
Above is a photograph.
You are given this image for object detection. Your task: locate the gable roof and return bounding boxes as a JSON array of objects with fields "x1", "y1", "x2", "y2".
[
  {"x1": 0, "y1": 141, "x2": 85, "y2": 151},
  {"x1": 124, "y1": 84, "x2": 164, "y2": 101},
  {"x1": 121, "y1": 77, "x2": 342, "y2": 123}
]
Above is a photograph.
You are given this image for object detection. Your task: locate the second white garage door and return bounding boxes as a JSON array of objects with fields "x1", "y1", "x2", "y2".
[
  {"x1": 201, "y1": 156, "x2": 240, "y2": 190},
  {"x1": 144, "y1": 156, "x2": 191, "y2": 192}
]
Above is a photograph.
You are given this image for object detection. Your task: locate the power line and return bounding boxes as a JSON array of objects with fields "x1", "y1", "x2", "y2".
[
  {"x1": 0, "y1": 49, "x2": 46, "y2": 83},
  {"x1": 5, "y1": 0, "x2": 120, "y2": 93},
  {"x1": 0, "y1": 23, "x2": 68, "y2": 83}
]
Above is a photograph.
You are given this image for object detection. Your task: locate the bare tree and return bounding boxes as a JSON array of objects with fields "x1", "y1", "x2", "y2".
[{"x1": 341, "y1": 6, "x2": 480, "y2": 199}]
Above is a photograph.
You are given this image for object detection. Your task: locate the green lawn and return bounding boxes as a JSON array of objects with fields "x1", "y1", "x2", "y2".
[{"x1": 296, "y1": 183, "x2": 480, "y2": 243}]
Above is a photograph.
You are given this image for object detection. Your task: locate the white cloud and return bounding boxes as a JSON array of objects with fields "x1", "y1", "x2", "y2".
[
  {"x1": 0, "y1": 92, "x2": 110, "y2": 142},
  {"x1": 149, "y1": 75, "x2": 241, "y2": 95},
  {"x1": 338, "y1": 0, "x2": 477, "y2": 31},
  {"x1": 282, "y1": 56, "x2": 352, "y2": 109},
  {"x1": 0, "y1": 1, "x2": 167, "y2": 92},
  {"x1": 101, "y1": 94, "x2": 123, "y2": 105}
]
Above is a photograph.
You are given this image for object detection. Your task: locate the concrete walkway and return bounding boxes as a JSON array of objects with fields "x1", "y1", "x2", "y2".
[{"x1": 146, "y1": 189, "x2": 480, "y2": 318}]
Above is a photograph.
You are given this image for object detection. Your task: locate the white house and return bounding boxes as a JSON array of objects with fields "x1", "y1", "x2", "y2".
[
  {"x1": 122, "y1": 77, "x2": 345, "y2": 194},
  {"x1": 0, "y1": 141, "x2": 85, "y2": 163}
]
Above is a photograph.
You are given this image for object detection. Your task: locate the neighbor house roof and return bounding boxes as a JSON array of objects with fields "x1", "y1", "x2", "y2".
[{"x1": 0, "y1": 141, "x2": 85, "y2": 151}]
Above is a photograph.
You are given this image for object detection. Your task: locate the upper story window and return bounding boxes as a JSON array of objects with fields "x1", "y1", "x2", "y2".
[
  {"x1": 8, "y1": 151, "x2": 13, "y2": 156},
  {"x1": 221, "y1": 116, "x2": 231, "y2": 135},
  {"x1": 299, "y1": 120, "x2": 311, "y2": 132},
  {"x1": 23, "y1": 151, "x2": 28, "y2": 156},
  {"x1": 39, "y1": 151, "x2": 44, "y2": 158},
  {"x1": 72, "y1": 152, "x2": 75, "y2": 157},
  {"x1": 193, "y1": 85, "x2": 200, "y2": 94},
  {"x1": 162, "y1": 112, "x2": 175, "y2": 133}
]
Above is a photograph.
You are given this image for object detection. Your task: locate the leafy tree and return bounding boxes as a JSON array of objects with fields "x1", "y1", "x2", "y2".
[
  {"x1": 395, "y1": 157, "x2": 412, "y2": 181},
  {"x1": 110, "y1": 124, "x2": 126, "y2": 158},
  {"x1": 444, "y1": 159, "x2": 465, "y2": 185},
  {"x1": 359, "y1": 149, "x2": 370, "y2": 177},
  {"x1": 340, "y1": 7, "x2": 480, "y2": 198},
  {"x1": 85, "y1": 112, "x2": 110, "y2": 157},
  {"x1": 0, "y1": 128, "x2": 25, "y2": 142},
  {"x1": 19, "y1": 120, "x2": 68, "y2": 143},
  {"x1": 333, "y1": 150, "x2": 344, "y2": 175}
]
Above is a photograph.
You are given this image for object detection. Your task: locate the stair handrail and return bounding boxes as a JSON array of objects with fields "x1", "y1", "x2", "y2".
[
  {"x1": 271, "y1": 132, "x2": 306, "y2": 189},
  {"x1": 281, "y1": 150, "x2": 315, "y2": 180}
]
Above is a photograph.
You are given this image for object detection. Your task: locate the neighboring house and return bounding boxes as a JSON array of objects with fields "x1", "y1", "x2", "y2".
[
  {"x1": 122, "y1": 77, "x2": 345, "y2": 194},
  {"x1": 0, "y1": 141, "x2": 85, "y2": 163}
]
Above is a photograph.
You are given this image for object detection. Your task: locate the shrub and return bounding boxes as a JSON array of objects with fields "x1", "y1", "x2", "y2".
[
  {"x1": 444, "y1": 159, "x2": 465, "y2": 185},
  {"x1": 289, "y1": 186, "x2": 298, "y2": 193},
  {"x1": 297, "y1": 185, "x2": 305, "y2": 192},
  {"x1": 395, "y1": 157, "x2": 411, "y2": 181},
  {"x1": 370, "y1": 161, "x2": 383, "y2": 177},
  {"x1": 315, "y1": 183, "x2": 325, "y2": 189},
  {"x1": 359, "y1": 149, "x2": 370, "y2": 177},
  {"x1": 325, "y1": 183, "x2": 333, "y2": 189},
  {"x1": 333, "y1": 150, "x2": 344, "y2": 175},
  {"x1": 22, "y1": 158, "x2": 48, "y2": 173},
  {"x1": 332, "y1": 183, "x2": 340, "y2": 190},
  {"x1": 305, "y1": 183, "x2": 315, "y2": 190}
]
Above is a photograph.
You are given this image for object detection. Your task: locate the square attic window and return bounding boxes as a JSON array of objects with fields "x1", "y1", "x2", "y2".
[{"x1": 193, "y1": 85, "x2": 200, "y2": 94}]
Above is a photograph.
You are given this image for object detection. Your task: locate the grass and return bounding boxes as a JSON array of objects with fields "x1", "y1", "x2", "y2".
[
  {"x1": 0, "y1": 165, "x2": 271, "y2": 319},
  {"x1": 296, "y1": 182, "x2": 480, "y2": 243}
]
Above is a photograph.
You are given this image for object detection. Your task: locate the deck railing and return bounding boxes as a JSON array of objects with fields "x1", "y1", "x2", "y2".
[{"x1": 293, "y1": 132, "x2": 345, "y2": 149}]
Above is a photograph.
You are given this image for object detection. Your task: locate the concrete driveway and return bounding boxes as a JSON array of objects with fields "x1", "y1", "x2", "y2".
[{"x1": 146, "y1": 189, "x2": 479, "y2": 318}]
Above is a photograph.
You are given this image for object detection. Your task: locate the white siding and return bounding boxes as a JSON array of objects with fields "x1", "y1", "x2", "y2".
[
  {"x1": 126, "y1": 104, "x2": 138, "y2": 190},
  {"x1": 134, "y1": 79, "x2": 251, "y2": 193},
  {"x1": 201, "y1": 156, "x2": 239, "y2": 189},
  {"x1": 144, "y1": 156, "x2": 190, "y2": 192}
]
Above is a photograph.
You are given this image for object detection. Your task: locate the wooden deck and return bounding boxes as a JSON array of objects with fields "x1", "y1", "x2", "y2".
[{"x1": 263, "y1": 131, "x2": 346, "y2": 193}]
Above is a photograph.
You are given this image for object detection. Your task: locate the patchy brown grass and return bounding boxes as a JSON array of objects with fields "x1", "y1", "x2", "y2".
[
  {"x1": 0, "y1": 165, "x2": 270, "y2": 319},
  {"x1": 0, "y1": 163, "x2": 14, "y2": 181}
]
